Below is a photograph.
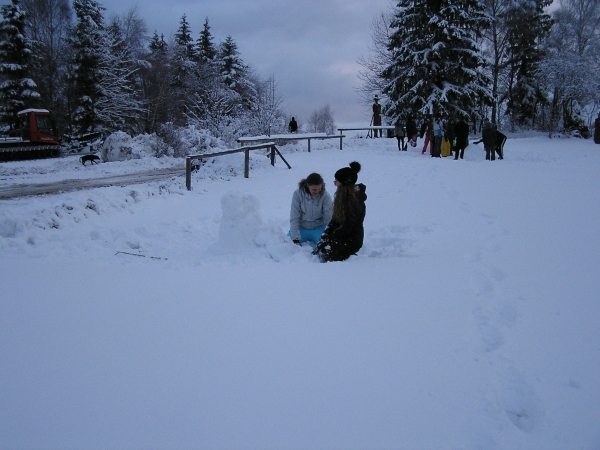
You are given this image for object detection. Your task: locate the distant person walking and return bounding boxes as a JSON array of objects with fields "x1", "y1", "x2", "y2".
[
  {"x1": 394, "y1": 118, "x2": 406, "y2": 151},
  {"x1": 288, "y1": 117, "x2": 298, "y2": 133},
  {"x1": 594, "y1": 112, "x2": 600, "y2": 144},
  {"x1": 372, "y1": 95, "x2": 382, "y2": 137}
]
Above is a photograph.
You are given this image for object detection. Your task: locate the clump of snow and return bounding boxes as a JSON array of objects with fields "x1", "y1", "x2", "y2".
[
  {"x1": 218, "y1": 191, "x2": 264, "y2": 248},
  {"x1": 101, "y1": 131, "x2": 175, "y2": 161},
  {"x1": 130, "y1": 132, "x2": 170, "y2": 157},
  {"x1": 101, "y1": 131, "x2": 144, "y2": 161},
  {"x1": 0, "y1": 218, "x2": 17, "y2": 238},
  {"x1": 216, "y1": 190, "x2": 304, "y2": 262},
  {"x1": 160, "y1": 123, "x2": 226, "y2": 157}
]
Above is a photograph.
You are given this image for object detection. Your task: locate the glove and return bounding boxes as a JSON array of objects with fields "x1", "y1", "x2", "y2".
[{"x1": 293, "y1": 239, "x2": 301, "y2": 245}]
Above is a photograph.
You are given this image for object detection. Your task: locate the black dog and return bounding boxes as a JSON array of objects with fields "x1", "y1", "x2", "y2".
[{"x1": 80, "y1": 154, "x2": 100, "y2": 166}]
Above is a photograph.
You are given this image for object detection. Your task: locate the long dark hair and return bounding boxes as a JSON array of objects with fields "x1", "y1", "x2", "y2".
[
  {"x1": 332, "y1": 161, "x2": 361, "y2": 222},
  {"x1": 332, "y1": 184, "x2": 361, "y2": 223}
]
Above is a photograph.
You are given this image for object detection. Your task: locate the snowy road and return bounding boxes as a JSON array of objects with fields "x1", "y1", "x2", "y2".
[{"x1": 0, "y1": 167, "x2": 183, "y2": 199}]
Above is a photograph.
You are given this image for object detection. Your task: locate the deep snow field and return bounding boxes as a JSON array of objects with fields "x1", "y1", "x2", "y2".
[{"x1": 1, "y1": 133, "x2": 599, "y2": 450}]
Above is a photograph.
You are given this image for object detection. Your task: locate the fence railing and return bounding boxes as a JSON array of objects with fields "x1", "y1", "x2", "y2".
[
  {"x1": 185, "y1": 142, "x2": 291, "y2": 190},
  {"x1": 237, "y1": 133, "x2": 345, "y2": 151}
]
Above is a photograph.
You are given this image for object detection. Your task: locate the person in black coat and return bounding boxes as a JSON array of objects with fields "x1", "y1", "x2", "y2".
[
  {"x1": 406, "y1": 116, "x2": 418, "y2": 149},
  {"x1": 372, "y1": 96, "x2": 382, "y2": 137},
  {"x1": 495, "y1": 130, "x2": 506, "y2": 159},
  {"x1": 313, "y1": 161, "x2": 367, "y2": 262},
  {"x1": 481, "y1": 119, "x2": 497, "y2": 160},
  {"x1": 453, "y1": 118, "x2": 470, "y2": 160},
  {"x1": 394, "y1": 119, "x2": 406, "y2": 151}
]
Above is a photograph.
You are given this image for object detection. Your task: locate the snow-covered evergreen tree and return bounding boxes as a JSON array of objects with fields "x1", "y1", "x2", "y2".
[
  {"x1": 173, "y1": 14, "x2": 196, "y2": 62},
  {"x1": 149, "y1": 31, "x2": 166, "y2": 54},
  {"x1": 382, "y1": 0, "x2": 493, "y2": 122},
  {"x1": 94, "y1": 19, "x2": 144, "y2": 134},
  {"x1": 67, "y1": 0, "x2": 105, "y2": 134},
  {"x1": 0, "y1": 0, "x2": 40, "y2": 128},
  {"x1": 168, "y1": 14, "x2": 201, "y2": 125},
  {"x1": 503, "y1": 0, "x2": 553, "y2": 128},
  {"x1": 197, "y1": 17, "x2": 216, "y2": 63},
  {"x1": 217, "y1": 35, "x2": 257, "y2": 110}
]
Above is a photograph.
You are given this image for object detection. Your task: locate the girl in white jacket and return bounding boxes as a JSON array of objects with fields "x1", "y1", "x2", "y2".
[{"x1": 289, "y1": 173, "x2": 333, "y2": 249}]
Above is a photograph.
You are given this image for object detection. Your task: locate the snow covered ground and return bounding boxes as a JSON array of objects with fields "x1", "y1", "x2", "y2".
[{"x1": 1, "y1": 134, "x2": 599, "y2": 449}]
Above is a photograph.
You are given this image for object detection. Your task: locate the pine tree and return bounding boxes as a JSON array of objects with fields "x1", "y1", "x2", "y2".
[
  {"x1": 197, "y1": 17, "x2": 216, "y2": 62},
  {"x1": 0, "y1": 0, "x2": 40, "y2": 128},
  {"x1": 68, "y1": 0, "x2": 105, "y2": 134},
  {"x1": 149, "y1": 31, "x2": 166, "y2": 54},
  {"x1": 504, "y1": 0, "x2": 553, "y2": 127},
  {"x1": 174, "y1": 14, "x2": 196, "y2": 61},
  {"x1": 217, "y1": 35, "x2": 256, "y2": 109},
  {"x1": 169, "y1": 14, "x2": 201, "y2": 125},
  {"x1": 382, "y1": 0, "x2": 493, "y2": 121}
]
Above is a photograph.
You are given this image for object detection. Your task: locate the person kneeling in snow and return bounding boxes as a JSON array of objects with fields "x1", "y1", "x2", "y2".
[
  {"x1": 313, "y1": 161, "x2": 367, "y2": 262},
  {"x1": 289, "y1": 172, "x2": 333, "y2": 249}
]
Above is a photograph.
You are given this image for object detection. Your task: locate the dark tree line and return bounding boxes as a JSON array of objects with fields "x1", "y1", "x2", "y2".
[
  {"x1": 0, "y1": 0, "x2": 287, "y2": 144},
  {"x1": 359, "y1": 0, "x2": 600, "y2": 135}
]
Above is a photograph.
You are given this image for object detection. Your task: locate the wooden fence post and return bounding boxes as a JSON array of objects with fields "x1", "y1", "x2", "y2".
[
  {"x1": 186, "y1": 157, "x2": 192, "y2": 190},
  {"x1": 244, "y1": 149, "x2": 249, "y2": 178}
]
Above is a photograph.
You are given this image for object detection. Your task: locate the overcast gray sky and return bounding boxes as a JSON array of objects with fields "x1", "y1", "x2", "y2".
[{"x1": 101, "y1": 0, "x2": 394, "y2": 125}]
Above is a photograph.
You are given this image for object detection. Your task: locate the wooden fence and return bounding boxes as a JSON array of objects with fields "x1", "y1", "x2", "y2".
[
  {"x1": 238, "y1": 133, "x2": 345, "y2": 151},
  {"x1": 185, "y1": 142, "x2": 291, "y2": 190}
]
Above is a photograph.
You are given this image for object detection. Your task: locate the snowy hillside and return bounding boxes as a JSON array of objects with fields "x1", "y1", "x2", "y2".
[{"x1": 1, "y1": 135, "x2": 599, "y2": 449}]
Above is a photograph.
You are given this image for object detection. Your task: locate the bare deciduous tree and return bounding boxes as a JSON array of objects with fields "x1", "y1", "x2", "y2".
[
  {"x1": 356, "y1": 12, "x2": 394, "y2": 108},
  {"x1": 308, "y1": 104, "x2": 335, "y2": 134}
]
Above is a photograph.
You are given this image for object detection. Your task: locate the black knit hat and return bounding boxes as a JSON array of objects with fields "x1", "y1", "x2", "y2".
[{"x1": 335, "y1": 161, "x2": 361, "y2": 186}]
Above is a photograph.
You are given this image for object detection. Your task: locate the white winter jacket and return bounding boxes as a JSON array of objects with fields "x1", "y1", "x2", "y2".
[{"x1": 289, "y1": 183, "x2": 333, "y2": 241}]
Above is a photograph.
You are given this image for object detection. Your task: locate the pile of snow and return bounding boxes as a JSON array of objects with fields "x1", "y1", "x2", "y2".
[{"x1": 101, "y1": 131, "x2": 150, "y2": 161}]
